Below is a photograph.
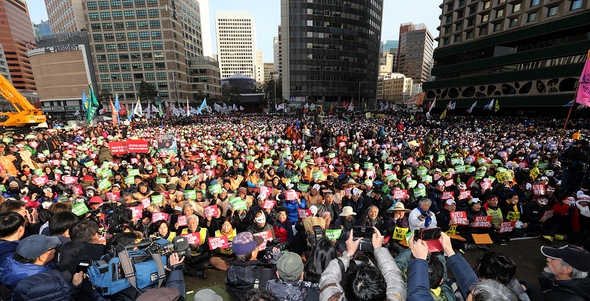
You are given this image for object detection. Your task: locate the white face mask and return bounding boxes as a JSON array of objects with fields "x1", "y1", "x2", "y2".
[
  {"x1": 255, "y1": 216, "x2": 266, "y2": 224},
  {"x1": 539, "y1": 199, "x2": 548, "y2": 205}
]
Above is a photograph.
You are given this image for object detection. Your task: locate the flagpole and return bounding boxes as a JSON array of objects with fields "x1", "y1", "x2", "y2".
[{"x1": 559, "y1": 81, "x2": 580, "y2": 147}]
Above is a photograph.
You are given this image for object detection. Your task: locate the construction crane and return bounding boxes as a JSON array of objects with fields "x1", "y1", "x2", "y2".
[{"x1": 0, "y1": 73, "x2": 46, "y2": 128}]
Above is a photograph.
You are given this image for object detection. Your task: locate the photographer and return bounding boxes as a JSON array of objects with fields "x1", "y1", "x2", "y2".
[
  {"x1": 225, "y1": 232, "x2": 276, "y2": 301},
  {"x1": 319, "y1": 227, "x2": 406, "y2": 301}
]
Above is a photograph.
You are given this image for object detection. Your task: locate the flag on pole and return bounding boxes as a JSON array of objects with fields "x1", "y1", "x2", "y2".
[
  {"x1": 197, "y1": 98, "x2": 207, "y2": 114},
  {"x1": 563, "y1": 100, "x2": 574, "y2": 107},
  {"x1": 494, "y1": 99, "x2": 500, "y2": 112},
  {"x1": 239, "y1": 106, "x2": 244, "y2": 111},
  {"x1": 81, "y1": 90, "x2": 88, "y2": 111},
  {"x1": 427, "y1": 98, "x2": 436, "y2": 113},
  {"x1": 114, "y1": 94, "x2": 122, "y2": 124},
  {"x1": 186, "y1": 97, "x2": 190, "y2": 117},
  {"x1": 73, "y1": 110, "x2": 80, "y2": 116},
  {"x1": 86, "y1": 84, "x2": 99, "y2": 123},
  {"x1": 128, "y1": 104, "x2": 134, "y2": 121},
  {"x1": 466, "y1": 101, "x2": 477, "y2": 113},
  {"x1": 277, "y1": 103, "x2": 285, "y2": 110},
  {"x1": 158, "y1": 103, "x2": 163, "y2": 117},
  {"x1": 575, "y1": 50, "x2": 590, "y2": 106},
  {"x1": 134, "y1": 98, "x2": 143, "y2": 117},
  {"x1": 483, "y1": 99, "x2": 494, "y2": 110},
  {"x1": 440, "y1": 108, "x2": 447, "y2": 119},
  {"x1": 348, "y1": 102, "x2": 354, "y2": 112},
  {"x1": 447, "y1": 101, "x2": 456, "y2": 110},
  {"x1": 109, "y1": 97, "x2": 118, "y2": 126}
]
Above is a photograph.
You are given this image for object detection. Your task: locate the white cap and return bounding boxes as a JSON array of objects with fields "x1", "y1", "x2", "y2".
[
  {"x1": 310, "y1": 205, "x2": 318, "y2": 216},
  {"x1": 437, "y1": 180, "x2": 445, "y2": 186},
  {"x1": 445, "y1": 199, "x2": 456, "y2": 206},
  {"x1": 328, "y1": 165, "x2": 334, "y2": 169},
  {"x1": 470, "y1": 198, "x2": 481, "y2": 204},
  {"x1": 258, "y1": 193, "x2": 267, "y2": 200},
  {"x1": 313, "y1": 184, "x2": 320, "y2": 191},
  {"x1": 417, "y1": 183, "x2": 425, "y2": 189}
]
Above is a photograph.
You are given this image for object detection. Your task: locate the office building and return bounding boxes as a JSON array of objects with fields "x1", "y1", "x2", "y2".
[
  {"x1": 215, "y1": 11, "x2": 257, "y2": 79},
  {"x1": 380, "y1": 40, "x2": 398, "y2": 74},
  {"x1": 276, "y1": 25, "x2": 283, "y2": 78},
  {"x1": 0, "y1": 0, "x2": 36, "y2": 92},
  {"x1": 423, "y1": 0, "x2": 590, "y2": 114},
  {"x1": 197, "y1": 0, "x2": 212, "y2": 57},
  {"x1": 264, "y1": 63, "x2": 275, "y2": 82},
  {"x1": 27, "y1": 31, "x2": 96, "y2": 120},
  {"x1": 397, "y1": 23, "x2": 434, "y2": 84},
  {"x1": 32, "y1": 20, "x2": 52, "y2": 38},
  {"x1": 377, "y1": 73, "x2": 413, "y2": 103},
  {"x1": 273, "y1": 36, "x2": 279, "y2": 73},
  {"x1": 280, "y1": 0, "x2": 384, "y2": 105},
  {"x1": 255, "y1": 49, "x2": 263, "y2": 85},
  {"x1": 45, "y1": 0, "x2": 86, "y2": 33},
  {"x1": 0, "y1": 44, "x2": 12, "y2": 83},
  {"x1": 83, "y1": 0, "x2": 203, "y2": 108},
  {"x1": 189, "y1": 55, "x2": 221, "y2": 100}
]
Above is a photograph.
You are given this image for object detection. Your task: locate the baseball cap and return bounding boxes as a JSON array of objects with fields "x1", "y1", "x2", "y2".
[
  {"x1": 276, "y1": 252, "x2": 304, "y2": 282},
  {"x1": 193, "y1": 289, "x2": 223, "y2": 301},
  {"x1": 445, "y1": 199, "x2": 456, "y2": 206},
  {"x1": 16, "y1": 235, "x2": 62, "y2": 260},
  {"x1": 541, "y1": 245, "x2": 590, "y2": 272},
  {"x1": 89, "y1": 196, "x2": 104, "y2": 204},
  {"x1": 232, "y1": 232, "x2": 264, "y2": 255}
]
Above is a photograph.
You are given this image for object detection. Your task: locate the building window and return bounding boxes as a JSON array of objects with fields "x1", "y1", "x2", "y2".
[
  {"x1": 102, "y1": 84, "x2": 111, "y2": 90},
  {"x1": 124, "y1": 11, "x2": 134, "y2": 17},
  {"x1": 154, "y1": 52, "x2": 164, "y2": 59},
  {"x1": 120, "y1": 54, "x2": 129, "y2": 60},
  {"x1": 479, "y1": 26, "x2": 486, "y2": 35},
  {"x1": 131, "y1": 53, "x2": 141, "y2": 60},
  {"x1": 142, "y1": 53, "x2": 152, "y2": 59},
  {"x1": 144, "y1": 63, "x2": 154, "y2": 69},
  {"x1": 444, "y1": 27, "x2": 450, "y2": 34},
  {"x1": 95, "y1": 45, "x2": 105, "y2": 51},
  {"x1": 571, "y1": 0, "x2": 582, "y2": 10},
  {"x1": 151, "y1": 31, "x2": 161, "y2": 37},
  {"x1": 135, "y1": 0, "x2": 145, "y2": 5},
  {"x1": 493, "y1": 22, "x2": 501, "y2": 32},
  {"x1": 89, "y1": 13, "x2": 99, "y2": 20},
  {"x1": 484, "y1": 1, "x2": 491, "y2": 9},
  {"x1": 158, "y1": 82, "x2": 167, "y2": 89},
  {"x1": 100, "y1": 12, "x2": 111, "y2": 18},
  {"x1": 93, "y1": 34, "x2": 103, "y2": 40},
  {"x1": 148, "y1": 9, "x2": 158, "y2": 16},
  {"x1": 122, "y1": 0, "x2": 132, "y2": 5},
  {"x1": 156, "y1": 72, "x2": 166, "y2": 79},
  {"x1": 117, "y1": 43, "x2": 127, "y2": 50},
  {"x1": 512, "y1": 3, "x2": 521, "y2": 12},
  {"x1": 112, "y1": 11, "x2": 123, "y2": 18},
  {"x1": 459, "y1": 0, "x2": 465, "y2": 6},
  {"x1": 446, "y1": 15, "x2": 452, "y2": 23},
  {"x1": 466, "y1": 30, "x2": 473, "y2": 39},
  {"x1": 108, "y1": 54, "x2": 118, "y2": 60},
  {"x1": 116, "y1": 33, "x2": 126, "y2": 39},
  {"x1": 111, "y1": 0, "x2": 121, "y2": 6},
  {"x1": 128, "y1": 32, "x2": 138, "y2": 38},
  {"x1": 456, "y1": 23, "x2": 462, "y2": 31},
  {"x1": 121, "y1": 64, "x2": 131, "y2": 70},
  {"x1": 141, "y1": 42, "x2": 151, "y2": 49},
  {"x1": 111, "y1": 74, "x2": 121, "y2": 80},
  {"x1": 110, "y1": 64, "x2": 119, "y2": 70},
  {"x1": 509, "y1": 17, "x2": 518, "y2": 27},
  {"x1": 104, "y1": 33, "x2": 114, "y2": 40},
  {"x1": 139, "y1": 31, "x2": 150, "y2": 38},
  {"x1": 152, "y1": 42, "x2": 163, "y2": 49},
  {"x1": 106, "y1": 44, "x2": 116, "y2": 50},
  {"x1": 99, "y1": 64, "x2": 108, "y2": 71},
  {"x1": 126, "y1": 21, "x2": 136, "y2": 29},
  {"x1": 98, "y1": 1, "x2": 109, "y2": 7},
  {"x1": 114, "y1": 22, "x2": 124, "y2": 29},
  {"x1": 457, "y1": 10, "x2": 463, "y2": 18},
  {"x1": 124, "y1": 83, "x2": 134, "y2": 89},
  {"x1": 530, "y1": 0, "x2": 540, "y2": 6},
  {"x1": 102, "y1": 23, "x2": 113, "y2": 29},
  {"x1": 132, "y1": 63, "x2": 142, "y2": 70},
  {"x1": 91, "y1": 23, "x2": 101, "y2": 30},
  {"x1": 443, "y1": 38, "x2": 449, "y2": 45},
  {"x1": 97, "y1": 54, "x2": 106, "y2": 60},
  {"x1": 129, "y1": 43, "x2": 139, "y2": 49},
  {"x1": 527, "y1": 11, "x2": 537, "y2": 22},
  {"x1": 447, "y1": 4, "x2": 453, "y2": 11},
  {"x1": 145, "y1": 73, "x2": 155, "y2": 80},
  {"x1": 482, "y1": 14, "x2": 489, "y2": 22},
  {"x1": 496, "y1": 9, "x2": 504, "y2": 17},
  {"x1": 159, "y1": 92, "x2": 168, "y2": 98},
  {"x1": 138, "y1": 21, "x2": 148, "y2": 28},
  {"x1": 155, "y1": 62, "x2": 165, "y2": 69},
  {"x1": 113, "y1": 84, "x2": 123, "y2": 90},
  {"x1": 136, "y1": 10, "x2": 147, "y2": 17},
  {"x1": 547, "y1": 6, "x2": 558, "y2": 16},
  {"x1": 122, "y1": 74, "x2": 132, "y2": 80},
  {"x1": 454, "y1": 35, "x2": 461, "y2": 42},
  {"x1": 100, "y1": 74, "x2": 109, "y2": 81},
  {"x1": 469, "y1": 6, "x2": 476, "y2": 15},
  {"x1": 150, "y1": 20, "x2": 160, "y2": 27},
  {"x1": 87, "y1": 1, "x2": 97, "y2": 8},
  {"x1": 467, "y1": 18, "x2": 474, "y2": 27}
]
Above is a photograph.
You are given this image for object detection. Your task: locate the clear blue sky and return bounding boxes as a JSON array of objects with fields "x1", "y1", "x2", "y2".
[{"x1": 27, "y1": 0, "x2": 443, "y2": 63}]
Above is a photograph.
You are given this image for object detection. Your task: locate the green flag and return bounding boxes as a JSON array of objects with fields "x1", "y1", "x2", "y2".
[{"x1": 86, "y1": 84, "x2": 99, "y2": 123}]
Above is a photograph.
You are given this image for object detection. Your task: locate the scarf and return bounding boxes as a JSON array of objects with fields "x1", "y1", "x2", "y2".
[
  {"x1": 417, "y1": 207, "x2": 432, "y2": 228},
  {"x1": 220, "y1": 227, "x2": 233, "y2": 237},
  {"x1": 506, "y1": 200, "x2": 518, "y2": 214}
]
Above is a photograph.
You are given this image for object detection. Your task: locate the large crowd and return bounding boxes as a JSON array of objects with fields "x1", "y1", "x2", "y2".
[{"x1": 0, "y1": 108, "x2": 589, "y2": 301}]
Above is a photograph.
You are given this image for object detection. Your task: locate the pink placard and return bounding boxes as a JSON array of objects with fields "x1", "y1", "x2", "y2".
[
  {"x1": 474, "y1": 216, "x2": 492, "y2": 228},
  {"x1": 204, "y1": 205, "x2": 219, "y2": 218},
  {"x1": 208, "y1": 236, "x2": 229, "y2": 250},
  {"x1": 442, "y1": 191, "x2": 453, "y2": 199},
  {"x1": 533, "y1": 184, "x2": 545, "y2": 195},
  {"x1": 253, "y1": 230, "x2": 273, "y2": 251},
  {"x1": 105, "y1": 192, "x2": 120, "y2": 201},
  {"x1": 262, "y1": 200, "x2": 276, "y2": 209},
  {"x1": 141, "y1": 198, "x2": 151, "y2": 208},
  {"x1": 259, "y1": 186, "x2": 271, "y2": 196},
  {"x1": 394, "y1": 189, "x2": 407, "y2": 199},
  {"x1": 445, "y1": 179, "x2": 454, "y2": 187},
  {"x1": 131, "y1": 158, "x2": 139, "y2": 164},
  {"x1": 33, "y1": 175, "x2": 49, "y2": 186},
  {"x1": 298, "y1": 208, "x2": 312, "y2": 219},
  {"x1": 177, "y1": 215, "x2": 188, "y2": 226},
  {"x1": 181, "y1": 232, "x2": 201, "y2": 245},
  {"x1": 151, "y1": 212, "x2": 169, "y2": 223},
  {"x1": 459, "y1": 191, "x2": 471, "y2": 200},
  {"x1": 71, "y1": 185, "x2": 83, "y2": 195},
  {"x1": 499, "y1": 221, "x2": 516, "y2": 233},
  {"x1": 63, "y1": 176, "x2": 78, "y2": 185},
  {"x1": 285, "y1": 190, "x2": 298, "y2": 201},
  {"x1": 129, "y1": 206, "x2": 142, "y2": 219}
]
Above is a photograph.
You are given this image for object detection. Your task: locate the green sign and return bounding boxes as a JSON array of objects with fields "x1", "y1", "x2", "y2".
[
  {"x1": 325, "y1": 229, "x2": 342, "y2": 240},
  {"x1": 151, "y1": 195, "x2": 164, "y2": 204},
  {"x1": 72, "y1": 203, "x2": 89, "y2": 216}
]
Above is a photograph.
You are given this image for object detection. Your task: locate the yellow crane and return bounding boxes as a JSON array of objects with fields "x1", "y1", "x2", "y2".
[{"x1": 0, "y1": 73, "x2": 46, "y2": 127}]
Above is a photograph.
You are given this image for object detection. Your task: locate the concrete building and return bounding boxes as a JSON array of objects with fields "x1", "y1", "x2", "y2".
[
  {"x1": 0, "y1": 44, "x2": 12, "y2": 84},
  {"x1": 82, "y1": 0, "x2": 203, "y2": 108},
  {"x1": 280, "y1": 0, "x2": 384, "y2": 107},
  {"x1": 273, "y1": 36, "x2": 279, "y2": 73},
  {"x1": 197, "y1": 0, "x2": 212, "y2": 57},
  {"x1": 377, "y1": 73, "x2": 413, "y2": 103},
  {"x1": 397, "y1": 23, "x2": 434, "y2": 84},
  {"x1": 255, "y1": 49, "x2": 263, "y2": 85},
  {"x1": 215, "y1": 11, "x2": 257, "y2": 80},
  {"x1": 45, "y1": 0, "x2": 86, "y2": 33},
  {"x1": 27, "y1": 31, "x2": 97, "y2": 120},
  {"x1": 189, "y1": 55, "x2": 221, "y2": 101},
  {"x1": 276, "y1": 25, "x2": 282, "y2": 78},
  {"x1": 380, "y1": 40, "x2": 398, "y2": 74},
  {"x1": 0, "y1": 0, "x2": 36, "y2": 92},
  {"x1": 423, "y1": 0, "x2": 590, "y2": 115},
  {"x1": 264, "y1": 63, "x2": 275, "y2": 82}
]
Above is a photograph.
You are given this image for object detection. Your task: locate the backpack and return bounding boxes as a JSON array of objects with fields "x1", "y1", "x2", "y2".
[{"x1": 87, "y1": 239, "x2": 169, "y2": 296}]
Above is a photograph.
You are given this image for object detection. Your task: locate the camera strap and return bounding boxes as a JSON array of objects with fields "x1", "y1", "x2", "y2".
[
  {"x1": 253, "y1": 266, "x2": 262, "y2": 290},
  {"x1": 118, "y1": 249, "x2": 140, "y2": 294},
  {"x1": 150, "y1": 253, "x2": 166, "y2": 288},
  {"x1": 337, "y1": 259, "x2": 345, "y2": 285}
]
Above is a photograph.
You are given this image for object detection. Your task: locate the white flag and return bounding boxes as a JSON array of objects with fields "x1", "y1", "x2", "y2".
[
  {"x1": 277, "y1": 103, "x2": 285, "y2": 110},
  {"x1": 73, "y1": 110, "x2": 80, "y2": 116},
  {"x1": 134, "y1": 99, "x2": 143, "y2": 117},
  {"x1": 466, "y1": 101, "x2": 477, "y2": 113},
  {"x1": 483, "y1": 99, "x2": 494, "y2": 110},
  {"x1": 239, "y1": 106, "x2": 244, "y2": 111}
]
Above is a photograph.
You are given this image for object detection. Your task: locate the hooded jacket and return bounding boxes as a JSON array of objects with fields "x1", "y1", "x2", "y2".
[{"x1": 0, "y1": 240, "x2": 19, "y2": 267}]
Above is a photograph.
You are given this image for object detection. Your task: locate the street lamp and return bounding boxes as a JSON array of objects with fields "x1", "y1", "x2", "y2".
[{"x1": 358, "y1": 81, "x2": 367, "y2": 111}]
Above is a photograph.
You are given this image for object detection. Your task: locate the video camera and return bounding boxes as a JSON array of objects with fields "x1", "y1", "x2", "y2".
[
  {"x1": 352, "y1": 226, "x2": 375, "y2": 252},
  {"x1": 109, "y1": 236, "x2": 191, "y2": 266},
  {"x1": 263, "y1": 238, "x2": 285, "y2": 265}
]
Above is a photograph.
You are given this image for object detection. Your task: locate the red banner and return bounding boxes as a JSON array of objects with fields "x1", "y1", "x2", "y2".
[
  {"x1": 450, "y1": 211, "x2": 469, "y2": 225},
  {"x1": 108, "y1": 141, "x2": 128, "y2": 155},
  {"x1": 108, "y1": 139, "x2": 150, "y2": 154}
]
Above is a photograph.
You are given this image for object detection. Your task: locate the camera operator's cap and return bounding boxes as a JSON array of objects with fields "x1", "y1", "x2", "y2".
[
  {"x1": 339, "y1": 206, "x2": 357, "y2": 217},
  {"x1": 232, "y1": 232, "x2": 264, "y2": 255},
  {"x1": 193, "y1": 289, "x2": 222, "y2": 301},
  {"x1": 16, "y1": 235, "x2": 62, "y2": 260},
  {"x1": 89, "y1": 196, "x2": 103, "y2": 204},
  {"x1": 277, "y1": 252, "x2": 304, "y2": 282},
  {"x1": 445, "y1": 199, "x2": 456, "y2": 206},
  {"x1": 541, "y1": 245, "x2": 590, "y2": 272}
]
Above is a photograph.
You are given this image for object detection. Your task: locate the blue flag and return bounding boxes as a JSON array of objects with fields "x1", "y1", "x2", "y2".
[
  {"x1": 114, "y1": 94, "x2": 122, "y2": 124},
  {"x1": 128, "y1": 103, "x2": 134, "y2": 122},
  {"x1": 82, "y1": 90, "x2": 88, "y2": 111},
  {"x1": 197, "y1": 98, "x2": 207, "y2": 114}
]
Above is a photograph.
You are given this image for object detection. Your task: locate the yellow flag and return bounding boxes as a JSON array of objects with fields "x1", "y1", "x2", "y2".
[
  {"x1": 494, "y1": 99, "x2": 500, "y2": 112},
  {"x1": 440, "y1": 108, "x2": 447, "y2": 119}
]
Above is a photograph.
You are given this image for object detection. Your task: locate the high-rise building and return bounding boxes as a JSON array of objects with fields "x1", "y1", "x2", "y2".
[
  {"x1": 45, "y1": 0, "x2": 86, "y2": 33},
  {"x1": 264, "y1": 62, "x2": 274, "y2": 82},
  {"x1": 83, "y1": 0, "x2": 203, "y2": 108},
  {"x1": 32, "y1": 20, "x2": 52, "y2": 38},
  {"x1": 0, "y1": 44, "x2": 11, "y2": 84},
  {"x1": 397, "y1": 23, "x2": 434, "y2": 84},
  {"x1": 189, "y1": 55, "x2": 221, "y2": 100},
  {"x1": 215, "y1": 11, "x2": 256, "y2": 80},
  {"x1": 280, "y1": 0, "x2": 384, "y2": 105},
  {"x1": 197, "y1": 0, "x2": 212, "y2": 57},
  {"x1": 423, "y1": 0, "x2": 590, "y2": 114},
  {"x1": 380, "y1": 40, "x2": 398, "y2": 74},
  {"x1": 381, "y1": 40, "x2": 399, "y2": 53},
  {"x1": 276, "y1": 25, "x2": 282, "y2": 78},
  {"x1": 273, "y1": 36, "x2": 279, "y2": 73},
  {"x1": 377, "y1": 72, "x2": 413, "y2": 103},
  {"x1": 255, "y1": 49, "x2": 263, "y2": 85},
  {"x1": 0, "y1": 0, "x2": 36, "y2": 92}
]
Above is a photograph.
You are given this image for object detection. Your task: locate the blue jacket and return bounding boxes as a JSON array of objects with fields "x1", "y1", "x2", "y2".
[
  {"x1": 12, "y1": 270, "x2": 83, "y2": 301},
  {"x1": 284, "y1": 200, "x2": 306, "y2": 223},
  {"x1": 0, "y1": 240, "x2": 19, "y2": 267},
  {"x1": 447, "y1": 253, "x2": 479, "y2": 299},
  {"x1": 407, "y1": 259, "x2": 435, "y2": 301},
  {"x1": 0, "y1": 256, "x2": 55, "y2": 288}
]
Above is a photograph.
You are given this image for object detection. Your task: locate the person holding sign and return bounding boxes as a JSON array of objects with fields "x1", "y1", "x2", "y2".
[
  {"x1": 522, "y1": 195, "x2": 561, "y2": 242},
  {"x1": 464, "y1": 198, "x2": 493, "y2": 249},
  {"x1": 435, "y1": 199, "x2": 476, "y2": 251},
  {"x1": 500, "y1": 193, "x2": 527, "y2": 237},
  {"x1": 272, "y1": 208, "x2": 293, "y2": 246},
  {"x1": 484, "y1": 195, "x2": 510, "y2": 243},
  {"x1": 181, "y1": 214, "x2": 210, "y2": 279},
  {"x1": 247, "y1": 211, "x2": 276, "y2": 242},
  {"x1": 383, "y1": 202, "x2": 410, "y2": 255},
  {"x1": 209, "y1": 216, "x2": 236, "y2": 271}
]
